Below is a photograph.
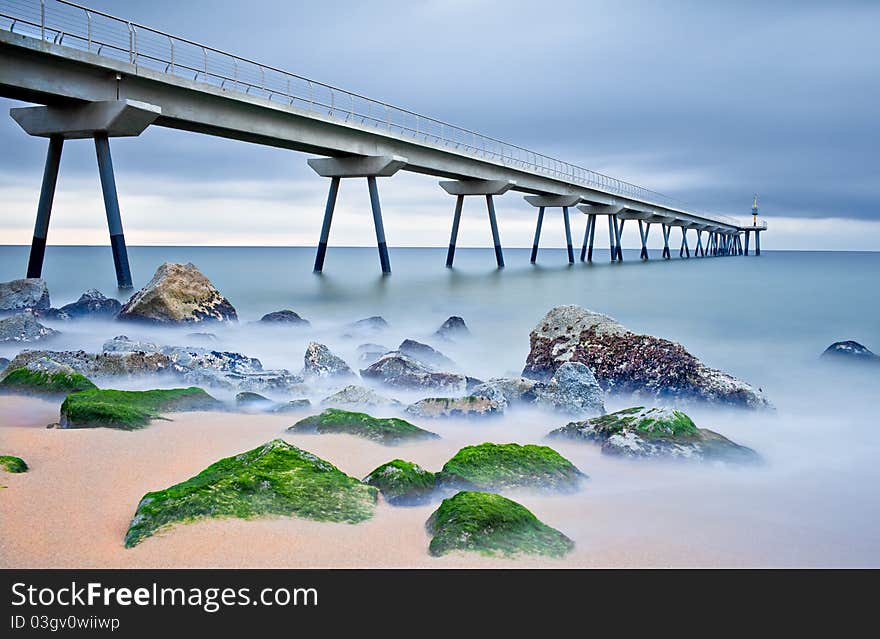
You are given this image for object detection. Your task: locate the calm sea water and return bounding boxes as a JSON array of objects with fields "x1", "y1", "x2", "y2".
[{"x1": 1, "y1": 245, "x2": 879, "y2": 565}]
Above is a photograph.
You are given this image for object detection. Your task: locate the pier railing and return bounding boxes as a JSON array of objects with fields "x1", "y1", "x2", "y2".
[{"x1": 1, "y1": 0, "x2": 747, "y2": 228}]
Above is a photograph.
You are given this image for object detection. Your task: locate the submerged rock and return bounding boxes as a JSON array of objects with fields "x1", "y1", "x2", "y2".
[
  {"x1": 0, "y1": 357, "x2": 9, "y2": 373},
  {"x1": 270, "y1": 399, "x2": 311, "y2": 412},
  {"x1": 117, "y1": 262, "x2": 237, "y2": 324},
  {"x1": 363, "y1": 459, "x2": 437, "y2": 505},
  {"x1": 302, "y1": 342, "x2": 355, "y2": 379},
  {"x1": 533, "y1": 362, "x2": 605, "y2": 416},
  {"x1": 0, "y1": 278, "x2": 50, "y2": 315},
  {"x1": 548, "y1": 406, "x2": 759, "y2": 463},
  {"x1": 356, "y1": 343, "x2": 390, "y2": 365},
  {"x1": 426, "y1": 491, "x2": 573, "y2": 558},
  {"x1": 347, "y1": 316, "x2": 389, "y2": 333},
  {"x1": 185, "y1": 332, "x2": 217, "y2": 343},
  {"x1": 60, "y1": 387, "x2": 222, "y2": 430},
  {"x1": 406, "y1": 395, "x2": 503, "y2": 419},
  {"x1": 360, "y1": 352, "x2": 468, "y2": 392},
  {"x1": 471, "y1": 377, "x2": 545, "y2": 409},
  {"x1": 259, "y1": 310, "x2": 310, "y2": 326},
  {"x1": 821, "y1": 340, "x2": 879, "y2": 363},
  {"x1": 0, "y1": 367, "x2": 97, "y2": 396},
  {"x1": 52, "y1": 289, "x2": 121, "y2": 320},
  {"x1": 0, "y1": 313, "x2": 59, "y2": 343},
  {"x1": 288, "y1": 408, "x2": 439, "y2": 445},
  {"x1": 398, "y1": 339, "x2": 455, "y2": 369},
  {"x1": 0, "y1": 455, "x2": 28, "y2": 474},
  {"x1": 124, "y1": 439, "x2": 377, "y2": 548},
  {"x1": 523, "y1": 305, "x2": 769, "y2": 408},
  {"x1": 434, "y1": 316, "x2": 469, "y2": 340},
  {"x1": 320, "y1": 384, "x2": 401, "y2": 410},
  {"x1": 235, "y1": 391, "x2": 273, "y2": 407},
  {"x1": 438, "y1": 442, "x2": 586, "y2": 493}
]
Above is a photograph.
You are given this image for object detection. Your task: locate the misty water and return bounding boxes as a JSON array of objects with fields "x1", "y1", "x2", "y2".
[{"x1": 1, "y1": 245, "x2": 878, "y2": 566}]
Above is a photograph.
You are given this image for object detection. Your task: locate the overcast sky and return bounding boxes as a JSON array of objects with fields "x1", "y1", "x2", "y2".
[{"x1": 1, "y1": 0, "x2": 878, "y2": 249}]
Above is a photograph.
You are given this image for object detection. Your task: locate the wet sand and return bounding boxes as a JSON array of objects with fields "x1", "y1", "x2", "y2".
[{"x1": 1, "y1": 394, "x2": 875, "y2": 568}]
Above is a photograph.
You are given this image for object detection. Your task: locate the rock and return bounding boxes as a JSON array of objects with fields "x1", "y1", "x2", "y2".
[
  {"x1": 123, "y1": 439, "x2": 377, "y2": 547},
  {"x1": 0, "y1": 278, "x2": 50, "y2": 315},
  {"x1": 54, "y1": 289, "x2": 121, "y2": 319},
  {"x1": 437, "y1": 443, "x2": 586, "y2": 493},
  {"x1": 356, "y1": 343, "x2": 390, "y2": 365},
  {"x1": 397, "y1": 339, "x2": 455, "y2": 369},
  {"x1": 321, "y1": 384, "x2": 401, "y2": 410},
  {"x1": 185, "y1": 332, "x2": 218, "y2": 343},
  {"x1": 117, "y1": 262, "x2": 237, "y2": 324},
  {"x1": 0, "y1": 367, "x2": 97, "y2": 396},
  {"x1": 270, "y1": 399, "x2": 312, "y2": 412},
  {"x1": 363, "y1": 459, "x2": 437, "y2": 505},
  {"x1": 533, "y1": 362, "x2": 605, "y2": 416},
  {"x1": 287, "y1": 408, "x2": 440, "y2": 445},
  {"x1": 0, "y1": 313, "x2": 59, "y2": 343},
  {"x1": 360, "y1": 352, "x2": 468, "y2": 392},
  {"x1": 235, "y1": 391, "x2": 273, "y2": 407},
  {"x1": 426, "y1": 491, "x2": 573, "y2": 558},
  {"x1": 821, "y1": 341, "x2": 879, "y2": 363},
  {"x1": 348, "y1": 316, "x2": 389, "y2": 333},
  {"x1": 0, "y1": 357, "x2": 10, "y2": 373},
  {"x1": 548, "y1": 406, "x2": 760, "y2": 464},
  {"x1": 5, "y1": 349, "x2": 172, "y2": 379},
  {"x1": 471, "y1": 377, "x2": 545, "y2": 409},
  {"x1": 434, "y1": 316, "x2": 469, "y2": 340},
  {"x1": 302, "y1": 342, "x2": 355, "y2": 379},
  {"x1": 259, "y1": 310, "x2": 310, "y2": 326},
  {"x1": 0, "y1": 455, "x2": 28, "y2": 474},
  {"x1": 59, "y1": 387, "x2": 222, "y2": 429},
  {"x1": 406, "y1": 395, "x2": 503, "y2": 419},
  {"x1": 523, "y1": 305, "x2": 769, "y2": 408}
]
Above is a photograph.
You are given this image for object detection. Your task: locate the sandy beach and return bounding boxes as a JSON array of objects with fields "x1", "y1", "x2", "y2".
[{"x1": 3, "y1": 392, "x2": 872, "y2": 568}]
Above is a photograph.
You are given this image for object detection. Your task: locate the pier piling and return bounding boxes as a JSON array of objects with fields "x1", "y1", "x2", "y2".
[{"x1": 26, "y1": 136, "x2": 63, "y2": 279}]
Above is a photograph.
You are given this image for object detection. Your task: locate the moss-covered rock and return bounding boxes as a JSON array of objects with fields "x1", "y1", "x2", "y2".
[
  {"x1": 287, "y1": 408, "x2": 439, "y2": 445},
  {"x1": 0, "y1": 455, "x2": 28, "y2": 473},
  {"x1": 60, "y1": 387, "x2": 222, "y2": 430},
  {"x1": 124, "y1": 439, "x2": 376, "y2": 547},
  {"x1": 548, "y1": 406, "x2": 759, "y2": 463},
  {"x1": 438, "y1": 442, "x2": 586, "y2": 493},
  {"x1": 0, "y1": 367, "x2": 97, "y2": 395},
  {"x1": 426, "y1": 491, "x2": 573, "y2": 558},
  {"x1": 363, "y1": 459, "x2": 437, "y2": 505}
]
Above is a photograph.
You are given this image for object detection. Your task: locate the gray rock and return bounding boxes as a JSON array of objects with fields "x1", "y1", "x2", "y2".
[
  {"x1": 347, "y1": 316, "x2": 389, "y2": 334},
  {"x1": 270, "y1": 399, "x2": 312, "y2": 412},
  {"x1": 52, "y1": 289, "x2": 121, "y2": 319},
  {"x1": 0, "y1": 313, "x2": 60, "y2": 343},
  {"x1": 185, "y1": 332, "x2": 218, "y2": 343},
  {"x1": 4, "y1": 349, "x2": 172, "y2": 379},
  {"x1": 303, "y1": 342, "x2": 355, "y2": 379},
  {"x1": 397, "y1": 339, "x2": 455, "y2": 369},
  {"x1": 0, "y1": 357, "x2": 9, "y2": 373},
  {"x1": 117, "y1": 262, "x2": 237, "y2": 324},
  {"x1": 259, "y1": 310, "x2": 310, "y2": 326},
  {"x1": 0, "y1": 278, "x2": 50, "y2": 315},
  {"x1": 471, "y1": 377, "x2": 546, "y2": 409},
  {"x1": 434, "y1": 315, "x2": 469, "y2": 340},
  {"x1": 405, "y1": 395, "x2": 503, "y2": 418},
  {"x1": 360, "y1": 352, "x2": 468, "y2": 392},
  {"x1": 523, "y1": 304, "x2": 770, "y2": 409},
  {"x1": 534, "y1": 362, "x2": 605, "y2": 417},
  {"x1": 235, "y1": 391, "x2": 273, "y2": 407},
  {"x1": 356, "y1": 343, "x2": 390, "y2": 365},
  {"x1": 821, "y1": 340, "x2": 879, "y2": 363},
  {"x1": 320, "y1": 384, "x2": 401, "y2": 410}
]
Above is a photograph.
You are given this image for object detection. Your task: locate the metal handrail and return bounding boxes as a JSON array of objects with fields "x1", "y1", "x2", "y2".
[{"x1": 0, "y1": 0, "x2": 748, "y2": 227}]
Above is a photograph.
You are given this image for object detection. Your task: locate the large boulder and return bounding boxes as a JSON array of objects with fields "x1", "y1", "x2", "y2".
[
  {"x1": 288, "y1": 408, "x2": 439, "y2": 446},
  {"x1": 360, "y1": 352, "x2": 468, "y2": 392},
  {"x1": 523, "y1": 305, "x2": 769, "y2": 408},
  {"x1": 51, "y1": 289, "x2": 121, "y2": 320},
  {"x1": 124, "y1": 439, "x2": 377, "y2": 547},
  {"x1": 0, "y1": 313, "x2": 59, "y2": 343},
  {"x1": 259, "y1": 309, "x2": 310, "y2": 326},
  {"x1": 533, "y1": 362, "x2": 605, "y2": 416},
  {"x1": 471, "y1": 377, "x2": 545, "y2": 409},
  {"x1": 117, "y1": 262, "x2": 237, "y2": 324},
  {"x1": 0, "y1": 278, "x2": 50, "y2": 315},
  {"x1": 821, "y1": 340, "x2": 879, "y2": 363},
  {"x1": 60, "y1": 387, "x2": 222, "y2": 429},
  {"x1": 4, "y1": 348, "x2": 172, "y2": 379},
  {"x1": 397, "y1": 339, "x2": 455, "y2": 369},
  {"x1": 434, "y1": 316, "x2": 469, "y2": 340},
  {"x1": 302, "y1": 342, "x2": 355, "y2": 379},
  {"x1": 0, "y1": 366, "x2": 97, "y2": 396},
  {"x1": 548, "y1": 406, "x2": 760, "y2": 464},
  {"x1": 426, "y1": 491, "x2": 573, "y2": 558},
  {"x1": 320, "y1": 384, "x2": 401, "y2": 410}
]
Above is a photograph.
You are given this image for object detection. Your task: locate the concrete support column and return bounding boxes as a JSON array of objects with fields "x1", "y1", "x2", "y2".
[
  {"x1": 614, "y1": 216, "x2": 625, "y2": 261},
  {"x1": 562, "y1": 206, "x2": 574, "y2": 263},
  {"x1": 638, "y1": 220, "x2": 650, "y2": 260},
  {"x1": 367, "y1": 176, "x2": 391, "y2": 274},
  {"x1": 696, "y1": 230, "x2": 703, "y2": 257},
  {"x1": 608, "y1": 216, "x2": 617, "y2": 261},
  {"x1": 445, "y1": 194, "x2": 465, "y2": 268},
  {"x1": 314, "y1": 176, "x2": 340, "y2": 272},
  {"x1": 756, "y1": 231, "x2": 761, "y2": 256},
  {"x1": 530, "y1": 206, "x2": 545, "y2": 264},
  {"x1": 94, "y1": 133, "x2": 133, "y2": 288},
  {"x1": 486, "y1": 195, "x2": 504, "y2": 268},
  {"x1": 26, "y1": 136, "x2": 64, "y2": 279},
  {"x1": 661, "y1": 224, "x2": 671, "y2": 259},
  {"x1": 744, "y1": 230, "x2": 751, "y2": 256},
  {"x1": 440, "y1": 179, "x2": 512, "y2": 268},
  {"x1": 680, "y1": 227, "x2": 690, "y2": 258},
  {"x1": 580, "y1": 213, "x2": 596, "y2": 262}
]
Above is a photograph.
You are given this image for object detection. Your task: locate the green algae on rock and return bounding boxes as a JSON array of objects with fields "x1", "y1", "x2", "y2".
[
  {"x1": 60, "y1": 387, "x2": 222, "y2": 430},
  {"x1": 438, "y1": 442, "x2": 586, "y2": 493},
  {"x1": 426, "y1": 491, "x2": 573, "y2": 558},
  {"x1": 363, "y1": 459, "x2": 437, "y2": 505},
  {"x1": 0, "y1": 455, "x2": 28, "y2": 473},
  {"x1": 548, "y1": 406, "x2": 760, "y2": 463},
  {"x1": 288, "y1": 408, "x2": 440, "y2": 445},
  {"x1": 124, "y1": 439, "x2": 377, "y2": 548},
  {"x1": 0, "y1": 367, "x2": 97, "y2": 395}
]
